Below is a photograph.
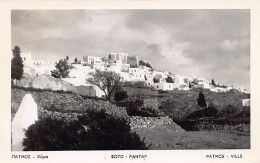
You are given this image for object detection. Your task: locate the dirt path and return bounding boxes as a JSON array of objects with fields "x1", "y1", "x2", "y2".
[{"x1": 133, "y1": 124, "x2": 250, "y2": 149}]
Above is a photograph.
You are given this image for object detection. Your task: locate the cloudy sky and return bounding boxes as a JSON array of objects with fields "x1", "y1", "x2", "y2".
[{"x1": 11, "y1": 10, "x2": 250, "y2": 89}]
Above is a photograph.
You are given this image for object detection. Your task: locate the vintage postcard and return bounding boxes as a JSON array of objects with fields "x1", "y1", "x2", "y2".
[{"x1": 0, "y1": 0, "x2": 260, "y2": 163}]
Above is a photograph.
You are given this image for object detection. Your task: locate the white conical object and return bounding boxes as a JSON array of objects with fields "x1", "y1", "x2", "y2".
[{"x1": 12, "y1": 94, "x2": 38, "y2": 151}]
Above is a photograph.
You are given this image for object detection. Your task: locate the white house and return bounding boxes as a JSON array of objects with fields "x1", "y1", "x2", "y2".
[
  {"x1": 20, "y1": 52, "x2": 36, "y2": 76},
  {"x1": 83, "y1": 56, "x2": 102, "y2": 65},
  {"x1": 129, "y1": 68, "x2": 145, "y2": 81},
  {"x1": 173, "y1": 74, "x2": 188, "y2": 90},
  {"x1": 152, "y1": 82, "x2": 174, "y2": 91},
  {"x1": 21, "y1": 52, "x2": 34, "y2": 67},
  {"x1": 109, "y1": 53, "x2": 128, "y2": 64}
]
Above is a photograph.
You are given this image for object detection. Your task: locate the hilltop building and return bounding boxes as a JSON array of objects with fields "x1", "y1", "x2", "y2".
[
  {"x1": 17, "y1": 51, "x2": 248, "y2": 94},
  {"x1": 109, "y1": 53, "x2": 128, "y2": 64},
  {"x1": 127, "y1": 56, "x2": 139, "y2": 68},
  {"x1": 83, "y1": 56, "x2": 102, "y2": 65}
]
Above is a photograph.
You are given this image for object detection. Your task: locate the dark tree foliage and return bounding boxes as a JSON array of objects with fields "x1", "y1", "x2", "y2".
[
  {"x1": 114, "y1": 90, "x2": 128, "y2": 101},
  {"x1": 165, "y1": 76, "x2": 174, "y2": 83},
  {"x1": 51, "y1": 59, "x2": 71, "y2": 78},
  {"x1": 197, "y1": 91, "x2": 207, "y2": 108},
  {"x1": 211, "y1": 79, "x2": 216, "y2": 86},
  {"x1": 23, "y1": 109, "x2": 148, "y2": 150},
  {"x1": 153, "y1": 78, "x2": 159, "y2": 83},
  {"x1": 11, "y1": 46, "x2": 24, "y2": 83},
  {"x1": 74, "y1": 57, "x2": 78, "y2": 64},
  {"x1": 118, "y1": 97, "x2": 162, "y2": 117},
  {"x1": 122, "y1": 81, "x2": 146, "y2": 88},
  {"x1": 50, "y1": 70, "x2": 60, "y2": 78},
  {"x1": 139, "y1": 60, "x2": 152, "y2": 68}
]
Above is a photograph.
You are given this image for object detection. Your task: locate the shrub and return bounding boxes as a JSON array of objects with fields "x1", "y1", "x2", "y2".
[
  {"x1": 23, "y1": 109, "x2": 148, "y2": 150},
  {"x1": 51, "y1": 59, "x2": 71, "y2": 78},
  {"x1": 119, "y1": 97, "x2": 162, "y2": 117},
  {"x1": 114, "y1": 90, "x2": 128, "y2": 101},
  {"x1": 197, "y1": 91, "x2": 207, "y2": 108},
  {"x1": 122, "y1": 81, "x2": 147, "y2": 88}
]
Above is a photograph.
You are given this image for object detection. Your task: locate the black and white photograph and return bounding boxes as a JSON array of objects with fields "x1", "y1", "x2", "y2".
[
  {"x1": 1, "y1": 1, "x2": 260, "y2": 161},
  {"x1": 10, "y1": 9, "x2": 251, "y2": 151}
]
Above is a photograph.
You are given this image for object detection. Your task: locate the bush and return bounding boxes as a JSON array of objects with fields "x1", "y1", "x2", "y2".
[
  {"x1": 197, "y1": 91, "x2": 207, "y2": 108},
  {"x1": 122, "y1": 81, "x2": 147, "y2": 88},
  {"x1": 187, "y1": 106, "x2": 218, "y2": 119},
  {"x1": 118, "y1": 97, "x2": 162, "y2": 117},
  {"x1": 23, "y1": 109, "x2": 148, "y2": 150},
  {"x1": 114, "y1": 90, "x2": 128, "y2": 101}
]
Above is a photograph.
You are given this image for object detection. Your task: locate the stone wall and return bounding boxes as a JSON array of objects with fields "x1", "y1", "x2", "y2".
[
  {"x1": 40, "y1": 109, "x2": 183, "y2": 132},
  {"x1": 11, "y1": 88, "x2": 128, "y2": 121},
  {"x1": 122, "y1": 86, "x2": 159, "y2": 97},
  {"x1": 129, "y1": 116, "x2": 183, "y2": 131}
]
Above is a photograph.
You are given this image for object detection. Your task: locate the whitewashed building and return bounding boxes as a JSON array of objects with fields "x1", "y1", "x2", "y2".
[
  {"x1": 152, "y1": 78, "x2": 174, "y2": 90},
  {"x1": 109, "y1": 53, "x2": 128, "y2": 64},
  {"x1": 83, "y1": 56, "x2": 102, "y2": 65}
]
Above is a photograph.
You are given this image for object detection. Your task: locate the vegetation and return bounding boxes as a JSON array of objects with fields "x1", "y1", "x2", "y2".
[
  {"x1": 118, "y1": 97, "x2": 163, "y2": 117},
  {"x1": 197, "y1": 91, "x2": 207, "y2": 108},
  {"x1": 114, "y1": 90, "x2": 128, "y2": 101},
  {"x1": 11, "y1": 46, "x2": 24, "y2": 85},
  {"x1": 122, "y1": 81, "x2": 147, "y2": 88},
  {"x1": 51, "y1": 59, "x2": 71, "y2": 78},
  {"x1": 166, "y1": 76, "x2": 174, "y2": 83},
  {"x1": 139, "y1": 60, "x2": 152, "y2": 68},
  {"x1": 86, "y1": 70, "x2": 121, "y2": 102},
  {"x1": 211, "y1": 79, "x2": 216, "y2": 86},
  {"x1": 23, "y1": 109, "x2": 148, "y2": 150}
]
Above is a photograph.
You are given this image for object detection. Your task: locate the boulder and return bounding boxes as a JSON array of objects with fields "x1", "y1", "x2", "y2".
[
  {"x1": 75, "y1": 85, "x2": 96, "y2": 97},
  {"x1": 32, "y1": 74, "x2": 78, "y2": 94},
  {"x1": 12, "y1": 94, "x2": 38, "y2": 151}
]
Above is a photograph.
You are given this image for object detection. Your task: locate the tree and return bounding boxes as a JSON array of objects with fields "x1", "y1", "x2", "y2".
[
  {"x1": 66, "y1": 56, "x2": 69, "y2": 61},
  {"x1": 86, "y1": 70, "x2": 121, "y2": 102},
  {"x1": 197, "y1": 91, "x2": 207, "y2": 108},
  {"x1": 139, "y1": 60, "x2": 152, "y2": 68},
  {"x1": 51, "y1": 59, "x2": 70, "y2": 78},
  {"x1": 74, "y1": 57, "x2": 78, "y2": 64},
  {"x1": 211, "y1": 79, "x2": 216, "y2": 86},
  {"x1": 23, "y1": 109, "x2": 148, "y2": 150},
  {"x1": 114, "y1": 90, "x2": 128, "y2": 101},
  {"x1": 166, "y1": 76, "x2": 174, "y2": 83},
  {"x1": 153, "y1": 78, "x2": 159, "y2": 83},
  {"x1": 11, "y1": 46, "x2": 24, "y2": 85}
]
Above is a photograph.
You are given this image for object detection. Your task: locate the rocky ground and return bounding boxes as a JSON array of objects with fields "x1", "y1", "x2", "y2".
[
  {"x1": 11, "y1": 87, "x2": 250, "y2": 150},
  {"x1": 133, "y1": 124, "x2": 250, "y2": 149}
]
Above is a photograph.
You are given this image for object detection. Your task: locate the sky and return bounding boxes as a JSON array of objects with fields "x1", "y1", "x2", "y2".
[{"x1": 11, "y1": 10, "x2": 250, "y2": 90}]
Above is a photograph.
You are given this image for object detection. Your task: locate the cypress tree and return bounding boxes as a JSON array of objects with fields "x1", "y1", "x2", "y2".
[{"x1": 11, "y1": 46, "x2": 24, "y2": 85}]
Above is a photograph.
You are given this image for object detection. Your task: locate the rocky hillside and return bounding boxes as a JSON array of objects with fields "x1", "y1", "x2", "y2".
[
  {"x1": 11, "y1": 87, "x2": 128, "y2": 121},
  {"x1": 157, "y1": 90, "x2": 250, "y2": 119}
]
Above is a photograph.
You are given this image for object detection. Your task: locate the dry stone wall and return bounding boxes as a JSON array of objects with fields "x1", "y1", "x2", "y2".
[
  {"x1": 11, "y1": 88, "x2": 128, "y2": 121},
  {"x1": 129, "y1": 116, "x2": 183, "y2": 131}
]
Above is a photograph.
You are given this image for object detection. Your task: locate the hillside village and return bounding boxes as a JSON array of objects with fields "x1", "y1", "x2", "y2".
[{"x1": 20, "y1": 52, "x2": 249, "y2": 98}]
